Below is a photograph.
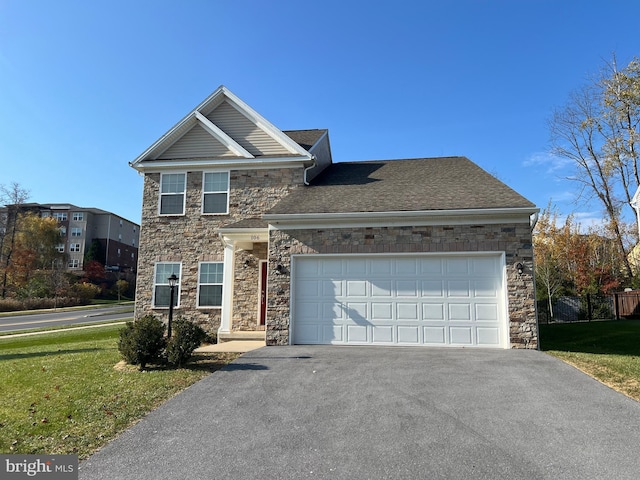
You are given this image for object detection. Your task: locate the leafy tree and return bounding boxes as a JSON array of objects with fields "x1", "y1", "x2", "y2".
[
  {"x1": 549, "y1": 55, "x2": 640, "y2": 280},
  {"x1": 533, "y1": 206, "x2": 568, "y2": 318},
  {"x1": 84, "y1": 239, "x2": 104, "y2": 265}
]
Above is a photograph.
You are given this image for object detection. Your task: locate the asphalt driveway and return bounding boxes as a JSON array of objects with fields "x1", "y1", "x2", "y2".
[{"x1": 79, "y1": 347, "x2": 640, "y2": 480}]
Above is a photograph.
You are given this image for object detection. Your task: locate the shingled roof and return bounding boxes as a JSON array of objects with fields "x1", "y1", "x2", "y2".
[
  {"x1": 283, "y1": 129, "x2": 327, "y2": 151},
  {"x1": 268, "y1": 157, "x2": 535, "y2": 215}
]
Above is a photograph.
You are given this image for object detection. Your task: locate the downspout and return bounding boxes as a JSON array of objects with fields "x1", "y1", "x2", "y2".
[{"x1": 303, "y1": 156, "x2": 317, "y2": 186}]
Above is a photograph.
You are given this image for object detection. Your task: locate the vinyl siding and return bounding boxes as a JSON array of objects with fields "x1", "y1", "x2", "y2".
[
  {"x1": 158, "y1": 124, "x2": 236, "y2": 159},
  {"x1": 207, "y1": 100, "x2": 290, "y2": 156}
]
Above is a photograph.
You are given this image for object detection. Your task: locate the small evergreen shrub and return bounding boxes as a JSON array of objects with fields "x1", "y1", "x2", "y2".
[
  {"x1": 118, "y1": 315, "x2": 166, "y2": 369},
  {"x1": 166, "y1": 318, "x2": 207, "y2": 367}
]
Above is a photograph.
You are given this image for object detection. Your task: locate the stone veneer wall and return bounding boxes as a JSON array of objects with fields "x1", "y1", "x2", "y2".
[
  {"x1": 266, "y1": 223, "x2": 537, "y2": 349},
  {"x1": 134, "y1": 167, "x2": 304, "y2": 334}
]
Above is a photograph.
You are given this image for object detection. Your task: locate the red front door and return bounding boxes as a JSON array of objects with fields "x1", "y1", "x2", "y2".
[{"x1": 259, "y1": 261, "x2": 267, "y2": 326}]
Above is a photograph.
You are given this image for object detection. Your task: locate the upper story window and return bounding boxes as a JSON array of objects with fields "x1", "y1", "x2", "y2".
[
  {"x1": 56, "y1": 244, "x2": 65, "y2": 253},
  {"x1": 53, "y1": 212, "x2": 68, "y2": 221},
  {"x1": 70, "y1": 243, "x2": 81, "y2": 252},
  {"x1": 71, "y1": 227, "x2": 82, "y2": 237},
  {"x1": 59, "y1": 226, "x2": 67, "y2": 236},
  {"x1": 73, "y1": 212, "x2": 84, "y2": 221},
  {"x1": 159, "y1": 173, "x2": 186, "y2": 215},
  {"x1": 202, "y1": 171, "x2": 229, "y2": 215}
]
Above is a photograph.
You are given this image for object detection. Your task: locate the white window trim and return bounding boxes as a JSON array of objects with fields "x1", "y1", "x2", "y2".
[
  {"x1": 73, "y1": 212, "x2": 84, "y2": 221},
  {"x1": 201, "y1": 170, "x2": 230, "y2": 215},
  {"x1": 158, "y1": 172, "x2": 187, "y2": 216},
  {"x1": 152, "y1": 262, "x2": 182, "y2": 309},
  {"x1": 197, "y1": 261, "x2": 224, "y2": 308},
  {"x1": 70, "y1": 243, "x2": 81, "y2": 252}
]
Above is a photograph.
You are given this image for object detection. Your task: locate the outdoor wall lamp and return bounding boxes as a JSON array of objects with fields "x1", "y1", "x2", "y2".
[
  {"x1": 516, "y1": 262, "x2": 524, "y2": 276},
  {"x1": 275, "y1": 264, "x2": 286, "y2": 275},
  {"x1": 167, "y1": 273, "x2": 178, "y2": 338}
]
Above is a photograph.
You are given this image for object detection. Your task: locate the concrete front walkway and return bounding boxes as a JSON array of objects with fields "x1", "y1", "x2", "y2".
[
  {"x1": 194, "y1": 340, "x2": 265, "y2": 353},
  {"x1": 80, "y1": 347, "x2": 640, "y2": 480}
]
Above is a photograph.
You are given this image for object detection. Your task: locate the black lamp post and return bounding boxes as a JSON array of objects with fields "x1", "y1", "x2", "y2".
[{"x1": 167, "y1": 273, "x2": 178, "y2": 338}]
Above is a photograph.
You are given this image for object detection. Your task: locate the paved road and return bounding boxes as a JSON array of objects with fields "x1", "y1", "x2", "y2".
[
  {"x1": 0, "y1": 305, "x2": 133, "y2": 333},
  {"x1": 79, "y1": 347, "x2": 640, "y2": 480}
]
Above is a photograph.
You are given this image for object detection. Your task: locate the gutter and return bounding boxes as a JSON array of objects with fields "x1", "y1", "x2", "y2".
[{"x1": 303, "y1": 155, "x2": 317, "y2": 185}]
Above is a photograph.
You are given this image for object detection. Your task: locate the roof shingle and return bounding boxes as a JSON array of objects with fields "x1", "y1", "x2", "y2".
[{"x1": 268, "y1": 157, "x2": 535, "y2": 215}]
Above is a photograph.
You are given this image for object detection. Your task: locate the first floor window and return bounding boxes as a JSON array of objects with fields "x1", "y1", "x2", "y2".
[
  {"x1": 198, "y1": 262, "x2": 223, "y2": 307},
  {"x1": 68, "y1": 259, "x2": 80, "y2": 269},
  {"x1": 154, "y1": 262, "x2": 181, "y2": 307},
  {"x1": 160, "y1": 173, "x2": 186, "y2": 215}
]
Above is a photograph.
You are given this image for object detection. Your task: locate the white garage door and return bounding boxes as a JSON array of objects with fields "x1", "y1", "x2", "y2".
[{"x1": 292, "y1": 254, "x2": 507, "y2": 348}]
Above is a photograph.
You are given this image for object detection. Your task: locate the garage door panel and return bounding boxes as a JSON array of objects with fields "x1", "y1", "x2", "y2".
[
  {"x1": 449, "y1": 303, "x2": 472, "y2": 321},
  {"x1": 295, "y1": 323, "x2": 321, "y2": 343},
  {"x1": 476, "y1": 304, "x2": 499, "y2": 321},
  {"x1": 447, "y1": 258, "x2": 470, "y2": 275},
  {"x1": 397, "y1": 303, "x2": 419, "y2": 320},
  {"x1": 371, "y1": 303, "x2": 393, "y2": 320},
  {"x1": 473, "y1": 278, "x2": 498, "y2": 297},
  {"x1": 370, "y1": 258, "x2": 392, "y2": 274},
  {"x1": 450, "y1": 327, "x2": 473, "y2": 345},
  {"x1": 347, "y1": 280, "x2": 367, "y2": 296},
  {"x1": 423, "y1": 303, "x2": 445, "y2": 320},
  {"x1": 324, "y1": 325, "x2": 343, "y2": 343},
  {"x1": 398, "y1": 326, "x2": 420, "y2": 344},
  {"x1": 371, "y1": 280, "x2": 393, "y2": 297},
  {"x1": 448, "y1": 280, "x2": 471, "y2": 297},
  {"x1": 372, "y1": 325, "x2": 393, "y2": 343},
  {"x1": 421, "y1": 258, "x2": 444, "y2": 275},
  {"x1": 477, "y1": 327, "x2": 499, "y2": 345},
  {"x1": 395, "y1": 258, "x2": 418, "y2": 274},
  {"x1": 424, "y1": 326, "x2": 446, "y2": 344},
  {"x1": 347, "y1": 325, "x2": 367, "y2": 342},
  {"x1": 422, "y1": 280, "x2": 444, "y2": 297},
  {"x1": 323, "y1": 279, "x2": 342, "y2": 296},
  {"x1": 397, "y1": 280, "x2": 419, "y2": 297},
  {"x1": 292, "y1": 254, "x2": 506, "y2": 348}
]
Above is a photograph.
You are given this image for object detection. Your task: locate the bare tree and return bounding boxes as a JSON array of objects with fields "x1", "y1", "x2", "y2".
[
  {"x1": 549, "y1": 55, "x2": 640, "y2": 279},
  {"x1": 0, "y1": 182, "x2": 30, "y2": 298}
]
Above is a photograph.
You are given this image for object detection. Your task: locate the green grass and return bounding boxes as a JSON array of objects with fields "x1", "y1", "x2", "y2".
[
  {"x1": 540, "y1": 320, "x2": 640, "y2": 401},
  {"x1": 0, "y1": 325, "x2": 237, "y2": 458}
]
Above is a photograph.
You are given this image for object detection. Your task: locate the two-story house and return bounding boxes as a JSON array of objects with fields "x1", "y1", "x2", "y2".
[{"x1": 131, "y1": 86, "x2": 538, "y2": 348}]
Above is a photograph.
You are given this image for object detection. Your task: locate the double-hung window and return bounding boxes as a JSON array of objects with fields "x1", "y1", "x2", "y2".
[
  {"x1": 154, "y1": 262, "x2": 181, "y2": 307},
  {"x1": 198, "y1": 262, "x2": 223, "y2": 307},
  {"x1": 159, "y1": 173, "x2": 186, "y2": 215},
  {"x1": 202, "y1": 172, "x2": 229, "y2": 214}
]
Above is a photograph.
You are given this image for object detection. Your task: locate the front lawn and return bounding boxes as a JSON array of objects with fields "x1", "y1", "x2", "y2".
[
  {"x1": 0, "y1": 325, "x2": 237, "y2": 458},
  {"x1": 539, "y1": 320, "x2": 640, "y2": 402}
]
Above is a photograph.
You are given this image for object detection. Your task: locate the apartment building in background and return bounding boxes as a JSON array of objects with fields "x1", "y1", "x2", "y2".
[{"x1": 1, "y1": 203, "x2": 140, "y2": 273}]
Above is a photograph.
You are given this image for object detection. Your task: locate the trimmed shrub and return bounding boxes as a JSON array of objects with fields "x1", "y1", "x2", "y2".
[
  {"x1": 166, "y1": 318, "x2": 207, "y2": 367},
  {"x1": 118, "y1": 315, "x2": 166, "y2": 369}
]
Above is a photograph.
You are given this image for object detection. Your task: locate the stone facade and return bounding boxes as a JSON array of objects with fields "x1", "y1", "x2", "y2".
[
  {"x1": 134, "y1": 167, "x2": 303, "y2": 334},
  {"x1": 266, "y1": 223, "x2": 537, "y2": 348}
]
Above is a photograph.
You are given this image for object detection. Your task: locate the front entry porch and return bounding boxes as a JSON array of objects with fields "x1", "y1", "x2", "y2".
[{"x1": 217, "y1": 220, "x2": 269, "y2": 344}]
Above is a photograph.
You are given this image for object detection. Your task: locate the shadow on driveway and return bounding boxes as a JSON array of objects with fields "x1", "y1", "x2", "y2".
[{"x1": 80, "y1": 347, "x2": 640, "y2": 480}]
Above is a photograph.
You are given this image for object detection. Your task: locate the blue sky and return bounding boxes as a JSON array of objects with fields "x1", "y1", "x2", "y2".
[{"x1": 1, "y1": 0, "x2": 639, "y2": 226}]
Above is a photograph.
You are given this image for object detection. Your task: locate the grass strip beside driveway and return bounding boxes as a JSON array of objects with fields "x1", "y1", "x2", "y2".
[
  {"x1": 540, "y1": 320, "x2": 640, "y2": 402},
  {"x1": 0, "y1": 324, "x2": 237, "y2": 458}
]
